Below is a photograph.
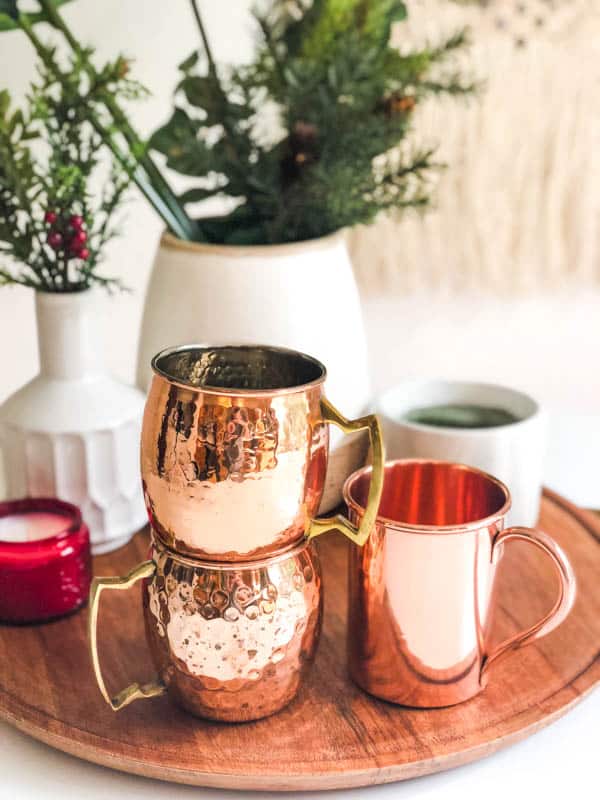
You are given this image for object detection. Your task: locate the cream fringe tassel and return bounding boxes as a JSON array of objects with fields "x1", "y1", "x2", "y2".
[{"x1": 348, "y1": 0, "x2": 600, "y2": 294}]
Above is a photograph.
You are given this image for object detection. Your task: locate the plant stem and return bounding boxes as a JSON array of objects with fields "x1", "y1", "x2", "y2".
[
  {"x1": 19, "y1": 13, "x2": 195, "y2": 240},
  {"x1": 189, "y1": 0, "x2": 218, "y2": 80},
  {"x1": 61, "y1": 249, "x2": 68, "y2": 289},
  {"x1": 31, "y1": 226, "x2": 58, "y2": 289},
  {"x1": 188, "y1": 5, "x2": 239, "y2": 144},
  {"x1": 189, "y1": 0, "x2": 263, "y2": 218},
  {"x1": 255, "y1": 14, "x2": 287, "y2": 87},
  {"x1": 35, "y1": 0, "x2": 198, "y2": 241}
]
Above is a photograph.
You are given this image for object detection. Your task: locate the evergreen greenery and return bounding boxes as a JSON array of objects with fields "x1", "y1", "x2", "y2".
[
  {"x1": 0, "y1": 52, "x2": 138, "y2": 291},
  {"x1": 1, "y1": 0, "x2": 198, "y2": 242},
  {"x1": 150, "y1": 0, "x2": 475, "y2": 244},
  {"x1": 1, "y1": 0, "x2": 474, "y2": 247}
]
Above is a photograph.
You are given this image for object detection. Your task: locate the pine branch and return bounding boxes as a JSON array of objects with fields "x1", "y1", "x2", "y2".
[
  {"x1": 2, "y1": 0, "x2": 475, "y2": 247},
  {"x1": 186, "y1": 0, "x2": 261, "y2": 215},
  {"x1": 428, "y1": 28, "x2": 471, "y2": 61},
  {"x1": 0, "y1": 46, "x2": 133, "y2": 291},
  {"x1": 34, "y1": 0, "x2": 197, "y2": 240},
  {"x1": 0, "y1": 266, "x2": 43, "y2": 289},
  {"x1": 254, "y1": 13, "x2": 287, "y2": 86}
]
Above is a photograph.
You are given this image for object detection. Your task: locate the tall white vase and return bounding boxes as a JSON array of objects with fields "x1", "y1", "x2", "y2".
[
  {"x1": 136, "y1": 231, "x2": 371, "y2": 511},
  {"x1": 0, "y1": 290, "x2": 147, "y2": 554}
]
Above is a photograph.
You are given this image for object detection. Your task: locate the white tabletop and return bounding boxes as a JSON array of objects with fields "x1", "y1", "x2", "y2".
[{"x1": 1, "y1": 689, "x2": 598, "y2": 799}]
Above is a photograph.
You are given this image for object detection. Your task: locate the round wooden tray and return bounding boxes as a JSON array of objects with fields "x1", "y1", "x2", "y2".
[{"x1": 0, "y1": 490, "x2": 598, "y2": 791}]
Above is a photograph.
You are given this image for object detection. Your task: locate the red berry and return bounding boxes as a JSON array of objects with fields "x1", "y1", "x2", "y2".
[
  {"x1": 68, "y1": 215, "x2": 84, "y2": 230},
  {"x1": 47, "y1": 231, "x2": 63, "y2": 249},
  {"x1": 70, "y1": 230, "x2": 87, "y2": 247},
  {"x1": 44, "y1": 211, "x2": 58, "y2": 225},
  {"x1": 77, "y1": 248, "x2": 90, "y2": 261}
]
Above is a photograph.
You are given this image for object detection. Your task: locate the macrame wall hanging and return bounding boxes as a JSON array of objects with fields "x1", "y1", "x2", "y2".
[{"x1": 348, "y1": 0, "x2": 600, "y2": 294}]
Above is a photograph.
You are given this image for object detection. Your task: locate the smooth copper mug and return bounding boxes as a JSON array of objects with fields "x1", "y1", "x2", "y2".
[
  {"x1": 344, "y1": 459, "x2": 576, "y2": 707},
  {"x1": 141, "y1": 344, "x2": 384, "y2": 560},
  {"x1": 88, "y1": 535, "x2": 321, "y2": 721}
]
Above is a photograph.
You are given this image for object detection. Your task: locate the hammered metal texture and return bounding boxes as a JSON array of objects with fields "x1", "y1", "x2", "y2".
[
  {"x1": 141, "y1": 346, "x2": 329, "y2": 561},
  {"x1": 156, "y1": 345, "x2": 323, "y2": 391},
  {"x1": 143, "y1": 535, "x2": 322, "y2": 722}
]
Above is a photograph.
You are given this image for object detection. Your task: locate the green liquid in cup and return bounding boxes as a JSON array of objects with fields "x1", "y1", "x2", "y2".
[{"x1": 404, "y1": 403, "x2": 520, "y2": 429}]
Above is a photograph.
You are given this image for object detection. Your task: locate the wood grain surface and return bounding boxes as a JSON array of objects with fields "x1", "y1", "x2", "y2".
[{"x1": 0, "y1": 490, "x2": 598, "y2": 791}]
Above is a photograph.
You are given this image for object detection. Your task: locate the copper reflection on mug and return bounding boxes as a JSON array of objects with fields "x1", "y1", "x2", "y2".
[
  {"x1": 344, "y1": 460, "x2": 576, "y2": 708},
  {"x1": 89, "y1": 535, "x2": 322, "y2": 722},
  {"x1": 143, "y1": 535, "x2": 322, "y2": 721},
  {"x1": 141, "y1": 345, "x2": 327, "y2": 561},
  {"x1": 141, "y1": 344, "x2": 385, "y2": 561}
]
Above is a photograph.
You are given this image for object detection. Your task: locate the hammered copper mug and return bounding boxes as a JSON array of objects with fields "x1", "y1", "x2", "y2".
[
  {"x1": 344, "y1": 459, "x2": 576, "y2": 708},
  {"x1": 88, "y1": 535, "x2": 322, "y2": 721},
  {"x1": 88, "y1": 344, "x2": 384, "y2": 721},
  {"x1": 140, "y1": 344, "x2": 384, "y2": 560}
]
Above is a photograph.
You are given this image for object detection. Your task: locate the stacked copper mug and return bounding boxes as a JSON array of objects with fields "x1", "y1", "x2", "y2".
[{"x1": 89, "y1": 345, "x2": 384, "y2": 721}]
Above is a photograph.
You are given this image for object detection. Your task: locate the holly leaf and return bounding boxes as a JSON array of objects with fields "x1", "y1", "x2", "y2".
[
  {"x1": 179, "y1": 186, "x2": 223, "y2": 204},
  {"x1": 0, "y1": 0, "x2": 18, "y2": 30},
  {"x1": 179, "y1": 75, "x2": 221, "y2": 113},
  {"x1": 0, "y1": 0, "x2": 75, "y2": 32},
  {"x1": 149, "y1": 107, "x2": 215, "y2": 177},
  {"x1": 178, "y1": 50, "x2": 199, "y2": 73},
  {"x1": 178, "y1": 74, "x2": 251, "y2": 128}
]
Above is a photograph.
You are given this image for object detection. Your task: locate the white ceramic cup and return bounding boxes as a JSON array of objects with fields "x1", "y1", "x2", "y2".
[{"x1": 375, "y1": 380, "x2": 546, "y2": 527}]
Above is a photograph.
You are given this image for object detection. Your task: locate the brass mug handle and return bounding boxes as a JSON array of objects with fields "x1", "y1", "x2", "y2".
[
  {"x1": 307, "y1": 397, "x2": 385, "y2": 547},
  {"x1": 88, "y1": 560, "x2": 167, "y2": 711},
  {"x1": 481, "y1": 526, "x2": 577, "y2": 678}
]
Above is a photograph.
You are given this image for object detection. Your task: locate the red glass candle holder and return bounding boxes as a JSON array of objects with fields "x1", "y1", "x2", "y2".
[{"x1": 0, "y1": 497, "x2": 91, "y2": 624}]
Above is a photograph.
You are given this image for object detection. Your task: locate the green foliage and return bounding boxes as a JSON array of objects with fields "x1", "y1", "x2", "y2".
[
  {"x1": 0, "y1": 0, "x2": 72, "y2": 31},
  {"x1": 149, "y1": 0, "x2": 475, "y2": 244},
  {"x1": 1, "y1": 0, "x2": 198, "y2": 241},
  {"x1": 1, "y1": 0, "x2": 475, "y2": 247},
  {"x1": 0, "y1": 52, "x2": 135, "y2": 292}
]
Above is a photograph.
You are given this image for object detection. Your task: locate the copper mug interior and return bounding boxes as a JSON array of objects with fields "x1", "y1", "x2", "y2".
[{"x1": 344, "y1": 459, "x2": 576, "y2": 708}]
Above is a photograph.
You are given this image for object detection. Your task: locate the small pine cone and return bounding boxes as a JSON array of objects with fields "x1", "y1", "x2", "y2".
[
  {"x1": 281, "y1": 121, "x2": 320, "y2": 186},
  {"x1": 379, "y1": 93, "x2": 416, "y2": 117}
]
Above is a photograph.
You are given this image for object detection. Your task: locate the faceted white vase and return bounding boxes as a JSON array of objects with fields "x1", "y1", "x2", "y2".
[
  {"x1": 136, "y1": 231, "x2": 371, "y2": 511},
  {"x1": 0, "y1": 290, "x2": 147, "y2": 554}
]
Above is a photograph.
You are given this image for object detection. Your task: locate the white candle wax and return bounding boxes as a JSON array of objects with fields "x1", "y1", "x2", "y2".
[{"x1": 0, "y1": 512, "x2": 72, "y2": 543}]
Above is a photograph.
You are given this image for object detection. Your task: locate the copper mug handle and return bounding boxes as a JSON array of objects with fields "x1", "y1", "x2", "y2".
[
  {"x1": 307, "y1": 397, "x2": 385, "y2": 547},
  {"x1": 481, "y1": 526, "x2": 577, "y2": 678},
  {"x1": 88, "y1": 560, "x2": 166, "y2": 711}
]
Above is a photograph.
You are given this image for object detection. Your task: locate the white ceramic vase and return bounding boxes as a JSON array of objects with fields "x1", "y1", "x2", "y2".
[
  {"x1": 136, "y1": 231, "x2": 371, "y2": 511},
  {"x1": 0, "y1": 290, "x2": 147, "y2": 554}
]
